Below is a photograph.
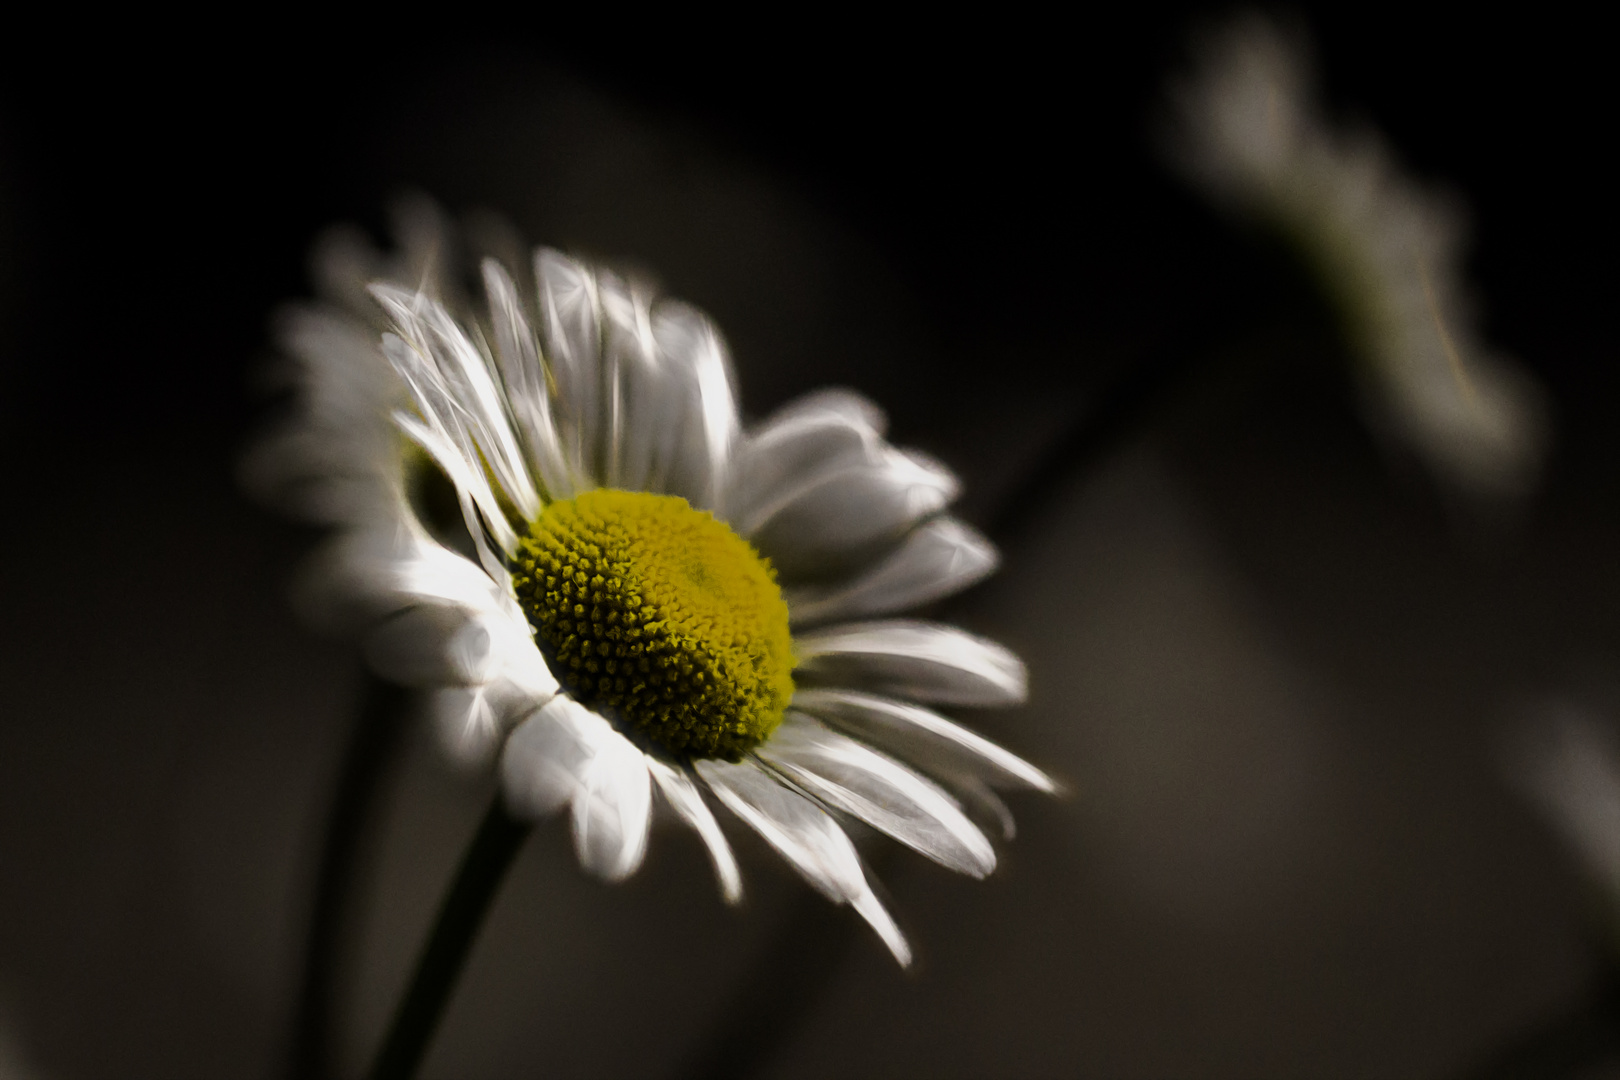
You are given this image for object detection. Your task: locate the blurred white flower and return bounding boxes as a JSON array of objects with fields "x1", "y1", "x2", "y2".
[
  {"x1": 1166, "y1": 14, "x2": 1547, "y2": 499},
  {"x1": 250, "y1": 203, "x2": 1052, "y2": 965},
  {"x1": 1509, "y1": 705, "x2": 1620, "y2": 907}
]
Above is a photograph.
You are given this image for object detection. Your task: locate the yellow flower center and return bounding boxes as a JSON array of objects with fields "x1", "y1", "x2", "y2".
[{"x1": 511, "y1": 489, "x2": 795, "y2": 759}]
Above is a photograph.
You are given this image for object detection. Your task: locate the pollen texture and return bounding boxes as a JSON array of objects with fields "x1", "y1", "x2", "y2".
[{"x1": 512, "y1": 489, "x2": 795, "y2": 759}]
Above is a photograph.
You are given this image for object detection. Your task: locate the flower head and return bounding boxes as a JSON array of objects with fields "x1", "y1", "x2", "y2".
[
  {"x1": 254, "y1": 204, "x2": 1052, "y2": 964},
  {"x1": 1164, "y1": 14, "x2": 1547, "y2": 500}
]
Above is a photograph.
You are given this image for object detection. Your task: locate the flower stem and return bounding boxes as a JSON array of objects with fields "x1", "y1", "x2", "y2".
[
  {"x1": 367, "y1": 796, "x2": 533, "y2": 1080},
  {"x1": 289, "y1": 671, "x2": 410, "y2": 1080}
]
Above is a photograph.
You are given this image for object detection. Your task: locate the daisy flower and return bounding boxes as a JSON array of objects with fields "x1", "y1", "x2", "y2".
[
  {"x1": 1165, "y1": 14, "x2": 1547, "y2": 500},
  {"x1": 257, "y1": 206, "x2": 1052, "y2": 965}
]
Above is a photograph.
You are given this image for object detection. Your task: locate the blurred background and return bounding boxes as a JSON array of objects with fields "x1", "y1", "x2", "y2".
[{"x1": 0, "y1": 7, "x2": 1615, "y2": 1078}]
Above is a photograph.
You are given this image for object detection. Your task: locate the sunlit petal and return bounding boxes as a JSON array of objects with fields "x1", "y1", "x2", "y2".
[
  {"x1": 794, "y1": 620, "x2": 1027, "y2": 706},
  {"x1": 501, "y1": 697, "x2": 599, "y2": 819},
  {"x1": 362, "y1": 603, "x2": 494, "y2": 687},
  {"x1": 371, "y1": 284, "x2": 540, "y2": 522},
  {"x1": 480, "y1": 258, "x2": 576, "y2": 499},
  {"x1": 849, "y1": 886, "x2": 911, "y2": 967},
  {"x1": 572, "y1": 725, "x2": 653, "y2": 882},
  {"x1": 648, "y1": 758, "x2": 743, "y2": 903},
  {"x1": 790, "y1": 688, "x2": 1053, "y2": 791},
  {"x1": 695, "y1": 757, "x2": 867, "y2": 903},
  {"x1": 654, "y1": 302, "x2": 739, "y2": 511},
  {"x1": 748, "y1": 448, "x2": 960, "y2": 582},
  {"x1": 722, "y1": 390, "x2": 887, "y2": 532},
  {"x1": 534, "y1": 249, "x2": 605, "y2": 483},
  {"x1": 786, "y1": 517, "x2": 998, "y2": 626},
  {"x1": 759, "y1": 713, "x2": 996, "y2": 878}
]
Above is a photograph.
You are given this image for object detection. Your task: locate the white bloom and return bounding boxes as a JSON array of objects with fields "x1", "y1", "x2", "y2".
[
  {"x1": 253, "y1": 205, "x2": 1053, "y2": 965},
  {"x1": 1166, "y1": 14, "x2": 1547, "y2": 499},
  {"x1": 1509, "y1": 706, "x2": 1620, "y2": 907}
]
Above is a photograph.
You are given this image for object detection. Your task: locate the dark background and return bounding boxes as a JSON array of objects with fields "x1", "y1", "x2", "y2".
[{"x1": 1, "y1": 8, "x2": 1615, "y2": 1078}]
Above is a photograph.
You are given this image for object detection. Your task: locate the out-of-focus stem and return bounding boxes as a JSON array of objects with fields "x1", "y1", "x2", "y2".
[
  {"x1": 367, "y1": 796, "x2": 533, "y2": 1080},
  {"x1": 289, "y1": 671, "x2": 411, "y2": 1080}
]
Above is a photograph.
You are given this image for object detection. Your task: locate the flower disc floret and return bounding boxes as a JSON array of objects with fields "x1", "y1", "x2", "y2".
[{"x1": 512, "y1": 489, "x2": 795, "y2": 759}]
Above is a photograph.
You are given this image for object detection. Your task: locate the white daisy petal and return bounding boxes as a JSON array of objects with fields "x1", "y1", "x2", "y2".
[
  {"x1": 428, "y1": 685, "x2": 507, "y2": 768},
  {"x1": 315, "y1": 520, "x2": 553, "y2": 712},
  {"x1": 653, "y1": 302, "x2": 740, "y2": 512},
  {"x1": 485, "y1": 615, "x2": 561, "y2": 704},
  {"x1": 758, "y1": 713, "x2": 996, "y2": 878},
  {"x1": 353, "y1": 523, "x2": 560, "y2": 714},
  {"x1": 394, "y1": 421, "x2": 509, "y2": 585},
  {"x1": 722, "y1": 391, "x2": 887, "y2": 532},
  {"x1": 935, "y1": 770, "x2": 1019, "y2": 841},
  {"x1": 749, "y1": 448, "x2": 961, "y2": 582},
  {"x1": 245, "y1": 308, "x2": 401, "y2": 525},
  {"x1": 500, "y1": 696, "x2": 654, "y2": 880},
  {"x1": 699, "y1": 759, "x2": 909, "y2": 962},
  {"x1": 534, "y1": 249, "x2": 605, "y2": 483},
  {"x1": 384, "y1": 335, "x2": 519, "y2": 558},
  {"x1": 572, "y1": 724, "x2": 653, "y2": 882},
  {"x1": 695, "y1": 758, "x2": 868, "y2": 904},
  {"x1": 384, "y1": 196, "x2": 462, "y2": 310},
  {"x1": 480, "y1": 258, "x2": 575, "y2": 500},
  {"x1": 794, "y1": 620, "x2": 1028, "y2": 706},
  {"x1": 383, "y1": 523, "x2": 505, "y2": 611},
  {"x1": 761, "y1": 387, "x2": 890, "y2": 437},
  {"x1": 501, "y1": 697, "x2": 600, "y2": 819},
  {"x1": 293, "y1": 512, "x2": 459, "y2": 630},
  {"x1": 790, "y1": 688, "x2": 1055, "y2": 792},
  {"x1": 598, "y1": 273, "x2": 680, "y2": 494},
  {"x1": 362, "y1": 603, "x2": 494, "y2": 687},
  {"x1": 849, "y1": 885, "x2": 912, "y2": 967},
  {"x1": 371, "y1": 285, "x2": 540, "y2": 522},
  {"x1": 785, "y1": 517, "x2": 999, "y2": 627},
  {"x1": 647, "y1": 758, "x2": 743, "y2": 903}
]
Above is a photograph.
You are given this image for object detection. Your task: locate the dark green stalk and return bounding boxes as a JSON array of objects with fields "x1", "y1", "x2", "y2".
[
  {"x1": 367, "y1": 796, "x2": 534, "y2": 1080},
  {"x1": 288, "y1": 672, "x2": 410, "y2": 1080}
]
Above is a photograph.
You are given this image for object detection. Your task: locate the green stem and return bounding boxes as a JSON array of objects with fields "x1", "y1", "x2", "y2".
[
  {"x1": 289, "y1": 672, "x2": 410, "y2": 1080},
  {"x1": 367, "y1": 796, "x2": 533, "y2": 1080}
]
